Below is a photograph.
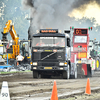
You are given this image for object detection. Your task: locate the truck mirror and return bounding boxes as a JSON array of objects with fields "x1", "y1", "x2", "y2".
[
  {"x1": 64, "y1": 30, "x2": 70, "y2": 33},
  {"x1": 67, "y1": 38, "x2": 70, "y2": 47}
]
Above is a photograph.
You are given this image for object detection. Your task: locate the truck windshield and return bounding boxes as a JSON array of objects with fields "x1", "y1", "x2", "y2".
[
  {"x1": 32, "y1": 37, "x2": 65, "y2": 47},
  {"x1": 74, "y1": 36, "x2": 87, "y2": 43}
]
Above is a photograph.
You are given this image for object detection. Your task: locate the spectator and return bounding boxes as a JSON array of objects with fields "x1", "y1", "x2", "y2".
[
  {"x1": 24, "y1": 53, "x2": 29, "y2": 64},
  {"x1": 16, "y1": 53, "x2": 24, "y2": 65},
  {"x1": 22, "y1": 44, "x2": 25, "y2": 56}
]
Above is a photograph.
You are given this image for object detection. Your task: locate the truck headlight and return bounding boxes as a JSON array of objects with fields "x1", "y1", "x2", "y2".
[
  {"x1": 53, "y1": 49, "x2": 57, "y2": 52},
  {"x1": 59, "y1": 62, "x2": 64, "y2": 66},
  {"x1": 33, "y1": 62, "x2": 37, "y2": 66},
  {"x1": 33, "y1": 49, "x2": 37, "y2": 52},
  {"x1": 59, "y1": 67, "x2": 63, "y2": 70},
  {"x1": 33, "y1": 67, "x2": 37, "y2": 69}
]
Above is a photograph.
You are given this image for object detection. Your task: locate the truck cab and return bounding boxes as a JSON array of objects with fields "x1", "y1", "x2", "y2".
[{"x1": 31, "y1": 29, "x2": 71, "y2": 79}]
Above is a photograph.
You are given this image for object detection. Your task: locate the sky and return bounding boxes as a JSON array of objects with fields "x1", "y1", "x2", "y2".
[
  {"x1": 22, "y1": 0, "x2": 100, "y2": 41},
  {"x1": 1, "y1": 0, "x2": 100, "y2": 41},
  {"x1": 0, "y1": 0, "x2": 30, "y2": 40},
  {"x1": 69, "y1": 0, "x2": 100, "y2": 27}
]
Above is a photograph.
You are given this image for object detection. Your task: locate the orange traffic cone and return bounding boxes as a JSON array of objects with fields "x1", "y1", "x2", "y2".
[
  {"x1": 51, "y1": 80, "x2": 58, "y2": 100},
  {"x1": 85, "y1": 78, "x2": 91, "y2": 94}
]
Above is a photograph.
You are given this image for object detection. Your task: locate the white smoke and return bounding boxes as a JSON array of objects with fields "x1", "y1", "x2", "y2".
[{"x1": 69, "y1": 1, "x2": 100, "y2": 27}]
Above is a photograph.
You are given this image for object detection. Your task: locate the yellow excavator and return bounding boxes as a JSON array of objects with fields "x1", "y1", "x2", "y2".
[
  {"x1": 2, "y1": 20, "x2": 30, "y2": 64},
  {"x1": 1, "y1": 20, "x2": 31, "y2": 65},
  {"x1": 1, "y1": 20, "x2": 20, "y2": 60}
]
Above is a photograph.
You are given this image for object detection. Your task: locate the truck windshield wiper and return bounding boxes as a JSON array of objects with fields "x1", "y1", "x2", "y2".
[{"x1": 41, "y1": 52, "x2": 56, "y2": 60}]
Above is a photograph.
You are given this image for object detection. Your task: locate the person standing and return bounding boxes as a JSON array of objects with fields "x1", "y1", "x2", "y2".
[
  {"x1": 16, "y1": 53, "x2": 24, "y2": 65},
  {"x1": 22, "y1": 44, "x2": 25, "y2": 56},
  {"x1": 24, "y1": 53, "x2": 29, "y2": 64}
]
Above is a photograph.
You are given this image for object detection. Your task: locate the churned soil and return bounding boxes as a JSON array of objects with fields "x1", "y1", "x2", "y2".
[{"x1": 0, "y1": 71, "x2": 100, "y2": 100}]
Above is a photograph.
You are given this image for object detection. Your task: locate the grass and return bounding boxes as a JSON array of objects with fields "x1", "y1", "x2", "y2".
[{"x1": 0, "y1": 70, "x2": 31, "y2": 74}]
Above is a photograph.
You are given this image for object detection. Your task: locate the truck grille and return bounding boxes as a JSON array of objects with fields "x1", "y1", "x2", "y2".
[
  {"x1": 41, "y1": 52, "x2": 57, "y2": 60},
  {"x1": 32, "y1": 52, "x2": 64, "y2": 60},
  {"x1": 41, "y1": 62, "x2": 57, "y2": 66}
]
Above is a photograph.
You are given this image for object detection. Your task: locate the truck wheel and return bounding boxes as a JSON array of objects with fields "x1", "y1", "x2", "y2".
[
  {"x1": 63, "y1": 64, "x2": 70, "y2": 79},
  {"x1": 67, "y1": 64, "x2": 70, "y2": 79},
  {"x1": 33, "y1": 71, "x2": 38, "y2": 78},
  {"x1": 63, "y1": 71, "x2": 67, "y2": 79},
  {"x1": 74, "y1": 66, "x2": 77, "y2": 79}
]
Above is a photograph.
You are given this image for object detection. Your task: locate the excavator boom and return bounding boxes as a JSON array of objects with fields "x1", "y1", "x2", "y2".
[{"x1": 2, "y1": 20, "x2": 20, "y2": 59}]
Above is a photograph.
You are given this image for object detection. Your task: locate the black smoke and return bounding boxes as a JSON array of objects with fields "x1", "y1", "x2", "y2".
[
  {"x1": 22, "y1": 0, "x2": 100, "y2": 41},
  {"x1": 22, "y1": 0, "x2": 74, "y2": 39},
  {"x1": 22, "y1": 0, "x2": 33, "y2": 9}
]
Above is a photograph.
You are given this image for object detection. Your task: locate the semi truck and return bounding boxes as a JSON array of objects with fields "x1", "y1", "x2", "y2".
[
  {"x1": 71, "y1": 28, "x2": 94, "y2": 78},
  {"x1": 30, "y1": 29, "x2": 73, "y2": 79}
]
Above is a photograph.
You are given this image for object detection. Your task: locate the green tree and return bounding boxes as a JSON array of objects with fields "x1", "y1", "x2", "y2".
[{"x1": 0, "y1": 0, "x2": 30, "y2": 40}]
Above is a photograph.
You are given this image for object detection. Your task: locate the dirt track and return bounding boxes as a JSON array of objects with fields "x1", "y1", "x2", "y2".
[{"x1": 0, "y1": 71, "x2": 100, "y2": 100}]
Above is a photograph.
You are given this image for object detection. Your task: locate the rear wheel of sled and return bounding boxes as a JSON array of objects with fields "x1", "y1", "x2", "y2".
[{"x1": 63, "y1": 64, "x2": 70, "y2": 79}]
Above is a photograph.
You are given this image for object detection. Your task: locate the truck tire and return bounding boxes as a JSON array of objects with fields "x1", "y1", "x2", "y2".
[
  {"x1": 87, "y1": 64, "x2": 92, "y2": 77},
  {"x1": 67, "y1": 64, "x2": 70, "y2": 79},
  {"x1": 33, "y1": 71, "x2": 39, "y2": 78},
  {"x1": 74, "y1": 65, "x2": 77, "y2": 79},
  {"x1": 63, "y1": 71, "x2": 67, "y2": 79},
  {"x1": 63, "y1": 64, "x2": 70, "y2": 79}
]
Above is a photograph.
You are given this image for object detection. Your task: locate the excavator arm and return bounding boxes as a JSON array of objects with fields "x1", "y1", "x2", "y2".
[{"x1": 2, "y1": 20, "x2": 20, "y2": 59}]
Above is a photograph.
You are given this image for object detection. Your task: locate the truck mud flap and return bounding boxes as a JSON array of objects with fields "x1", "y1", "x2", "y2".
[
  {"x1": 87, "y1": 64, "x2": 92, "y2": 77},
  {"x1": 77, "y1": 64, "x2": 84, "y2": 78},
  {"x1": 77, "y1": 63, "x2": 91, "y2": 78}
]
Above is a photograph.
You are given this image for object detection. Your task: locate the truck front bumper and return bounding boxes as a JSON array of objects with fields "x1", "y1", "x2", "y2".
[{"x1": 31, "y1": 65, "x2": 68, "y2": 71}]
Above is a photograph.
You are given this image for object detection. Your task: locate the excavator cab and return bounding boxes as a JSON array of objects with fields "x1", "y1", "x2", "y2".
[
  {"x1": 20, "y1": 40, "x2": 31, "y2": 64},
  {"x1": 20, "y1": 40, "x2": 30, "y2": 56}
]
